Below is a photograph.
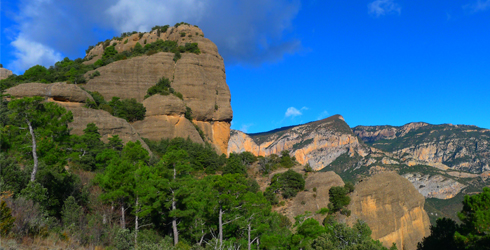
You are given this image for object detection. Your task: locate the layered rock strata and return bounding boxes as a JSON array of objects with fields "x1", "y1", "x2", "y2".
[
  {"x1": 5, "y1": 82, "x2": 150, "y2": 151},
  {"x1": 82, "y1": 24, "x2": 232, "y2": 154},
  {"x1": 228, "y1": 115, "x2": 367, "y2": 170},
  {"x1": 346, "y1": 172, "x2": 431, "y2": 250},
  {"x1": 402, "y1": 173, "x2": 466, "y2": 199},
  {"x1": 354, "y1": 123, "x2": 490, "y2": 173}
]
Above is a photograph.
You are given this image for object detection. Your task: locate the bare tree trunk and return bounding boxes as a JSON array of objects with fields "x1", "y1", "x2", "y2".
[
  {"x1": 135, "y1": 196, "x2": 139, "y2": 247},
  {"x1": 257, "y1": 238, "x2": 260, "y2": 250},
  {"x1": 219, "y1": 207, "x2": 223, "y2": 247},
  {"x1": 248, "y1": 224, "x2": 252, "y2": 250},
  {"x1": 27, "y1": 119, "x2": 38, "y2": 182},
  {"x1": 121, "y1": 204, "x2": 126, "y2": 229},
  {"x1": 172, "y1": 167, "x2": 179, "y2": 246}
]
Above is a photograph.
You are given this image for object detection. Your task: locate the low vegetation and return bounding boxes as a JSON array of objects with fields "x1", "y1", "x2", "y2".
[
  {"x1": 85, "y1": 90, "x2": 146, "y2": 123},
  {"x1": 0, "y1": 97, "x2": 397, "y2": 249},
  {"x1": 145, "y1": 77, "x2": 183, "y2": 100}
]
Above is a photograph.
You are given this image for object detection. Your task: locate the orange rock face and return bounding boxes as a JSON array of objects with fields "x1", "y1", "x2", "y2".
[
  {"x1": 228, "y1": 115, "x2": 367, "y2": 170},
  {"x1": 82, "y1": 24, "x2": 233, "y2": 154},
  {"x1": 347, "y1": 172, "x2": 431, "y2": 250}
]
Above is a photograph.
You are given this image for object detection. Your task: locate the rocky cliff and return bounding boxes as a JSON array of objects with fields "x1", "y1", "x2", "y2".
[
  {"x1": 228, "y1": 115, "x2": 368, "y2": 170},
  {"x1": 354, "y1": 123, "x2": 490, "y2": 173},
  {"x1": 0, "y1": 68, "x2": 13, "y2": 80},
  {"x1": 265, "y1": 168, "x2": 430, "y2": 250},
  {"x1": 5, "y1": 82, "x2": 150, "y2": 151},
  {"x1": 82, "y1": 24, "x2": 232, "y2": 154},
  {"x1": 346, "y1": 172, "x2": 431, "y2": 250}
]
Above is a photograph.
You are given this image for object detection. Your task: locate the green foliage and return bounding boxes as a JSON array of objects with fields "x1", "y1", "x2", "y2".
[
  {"x1": 102, "y1": 45, "x2": 118, "y2": 60},
  {"x1": 184, "y1": 106, "x2": 193, "y2": 120},
  {"x1": 223, "y1": 153, "x2": 247, "y2": 176},
  {"x1": 173, "y1": 51, "x2": 181, "y2": 62},
  {"x1": 143, "y1": 137, "x2": 225, "y2": 173},
  {"x1": 328, "y1": 186, "x2": 351, "y2": 214},
  {"x1": 106, "y1": 97, "x2": 146, "y2": 122},
  {"x1": 124, "y1": 39, "x2": 128, "y2": 44},
  {"x1": 174, "y1": 22, "x2": 190, "y2": 27},
  {"x1": 23, "y1": 65, "x2": 48, "y2": 81},
  {"x1": 145, "y1": 77, "x2": 184, "y2": 100},
  {"x1": 265, "y1": 169, "x2": 305, "y2": 203},
  {"x1": 0, "y1": 200, "x2": 15, "y2": 236},
  {"x1": 180, "y1": 32, "x2": 186, "y2": 37},
  {"x1": 134, "y1": 42, "x2": 144, "y2": 54},
  {"x1": 417, "y1": 218, "x2": 461, "y2": 250},
  {"x1": 61, "y1": 196, "x2": 82, "y2": 229}
]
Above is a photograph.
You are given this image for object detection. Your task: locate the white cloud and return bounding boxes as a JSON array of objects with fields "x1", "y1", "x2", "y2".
[
  {"x1": 8, "y1": 34, "x2": 63, "y2": 74},
  {"x1": 239, "y1": 123, "x2": 254, "y2": 133},
  {"x1": 368, "y1": 0, "x2": 401, "y2": 17},
  {"x1": 285, "y1": 107, "x2": 302, "y2": 118},
  {"x1": 5, "y1": 0, "x2": 301, "y2": 69},
  {"x1": 317, "y1": 110, "x2": 329, "y2": 120},
  {"x1": 465, "y1": 0, "x2": 490, "y2": 12}
]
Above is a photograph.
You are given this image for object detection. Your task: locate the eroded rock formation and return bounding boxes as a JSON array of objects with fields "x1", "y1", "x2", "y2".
[
  {"x1": 0, "y1": 68, "x2": 13, "y2": 80},
  {"x1": 228, "y1": 115, "x2": 367, "y2": 170},
  {"x1": 5, "y1": 82, "x2": 150, "y2": 151},
  {"x1": 346, "y1": 172, "x2": 431, "y2": 250},
  {"x1": 82, "y1": 24, "x2": 232, "y2": 154}
]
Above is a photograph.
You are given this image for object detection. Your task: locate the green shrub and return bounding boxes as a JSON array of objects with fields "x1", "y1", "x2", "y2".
[
  {"x1": 185, "y1": 106, "x2": 193, "y2": 120},
  {"x1": 215, "y1": 104, "x2": 219, "y2": 110},
  {"x1": 146, "y1": 77, "x2": 171, "y2": 98},
  {"x1": 0, "y1": 200, "x2": 15, "y2": 236},
  {"x1": 180, "y1": 32, "x2": 186, "y2": 37},
  {"x1": 173, "y1": 51, "x2": 181, "y2": 62},
  {"x1": 266, "y1": 169, "x2": 305, "y2": 202},
  {"x1": 139, "y1": 33, "x2": 144, "y2": 39},
  {"x1": 124, "y1": 39, "x2": 128, "y2": 44},
  {"x1": 107, "y1": 97, "x2": 146, "y2": 122},
  {"x1": 134, "y1": 42, "x2": 144, "y2": 54},
  {"x1": 328, "y1": 186, "x2": 351, "y2": 213}
]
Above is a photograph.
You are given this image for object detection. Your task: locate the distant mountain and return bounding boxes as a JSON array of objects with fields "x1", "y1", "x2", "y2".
[
  {"x1": 353, "y1": 122, "x2": 490, "y2": 173},
  {"x1": 229, "y1": 115, "x2": 490, "y2": 225}
]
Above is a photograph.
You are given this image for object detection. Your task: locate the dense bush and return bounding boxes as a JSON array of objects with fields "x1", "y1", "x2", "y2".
[{"x1": 265, "y1": 169, "x2": 305, "y2": 204}]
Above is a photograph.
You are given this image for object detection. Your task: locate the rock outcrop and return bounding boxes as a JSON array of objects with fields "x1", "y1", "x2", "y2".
[
  {"x1": 5, "y1": 82, "x2": 150, "y2": 151},
  {"x1": 228, "y1": 115, "x2": 368, "y2": 170},
  {"x1": 0, "y1": 68, "x2": 13, "y2": 80},
  {"x1": 82, "y1": 24, "x2": 232, "y2": 154},
  {"x1": 354, "y1": 123, "x2": 490, "y2": 173},
  {"x1": 347, "y1": 172, "x2": 431, "y2": 250},
  {"x1": 402, "y1": 173, "x2": 466, "y2": 199}
]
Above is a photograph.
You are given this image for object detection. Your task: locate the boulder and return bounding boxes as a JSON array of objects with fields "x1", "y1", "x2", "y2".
[{"x1": 5, "y1": 82, "x2": 93, "y2": 103}]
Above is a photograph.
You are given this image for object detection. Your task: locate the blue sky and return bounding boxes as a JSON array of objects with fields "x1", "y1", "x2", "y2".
[{"x1": 2, "y1": 0, "x2": 490, "y2": 133}]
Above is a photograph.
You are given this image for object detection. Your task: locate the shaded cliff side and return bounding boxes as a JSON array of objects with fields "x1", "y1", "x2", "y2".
[{"x1": 82, "y1": 24, "x2": 232, "y2": 154}]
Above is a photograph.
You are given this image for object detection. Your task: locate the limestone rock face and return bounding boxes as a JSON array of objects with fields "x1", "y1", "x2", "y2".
[
  {"x1": 5, "y1": 82, "x2": 150, "y2": 151},
  {"x1": 5, "y1": 82, "x2": 94, "y2": 103},
  {"x1": 228, "y1": 115, "x2": 367, "y2": 170},
  {"x1": 354, "y1": 123, "x2": 490, "y2": 173},
  {"x1": 402, "y1": 173, "x2": 466, "y2": 199},
  {"x1": 82, "y1": 24, "x2": 232, "y2": 154},
  {"x1": 347, "y1": 172, "x2": 431, "y2": 250},
  {"x1": 143, "y1": 95, "x2": 186, "y2": 116},
  {"x1": 132, "y1": 115, "x2": 203, "y2": 144},
  {"x1": 0, "y1": 68, "x2": 13, "y2": 80},
  {"x1": 276, "y1": 171, "x2": 345, "y2": 223}
]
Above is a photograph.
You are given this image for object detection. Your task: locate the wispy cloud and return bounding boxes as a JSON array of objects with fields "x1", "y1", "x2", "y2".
[
  {"x1": 317, "y1": 110, "x2": 329, "y2": 120},
  {"x1": 368, "y1": 0, "x2": 401, "y2": 17},
  {"x1": 8, "y1": 34, "x2": 63, "y2": 74},
  {"x1": 239, "y1": 123, "x2": 254, "y2": 133},
  {"x1": 285, "y1": 107, "x2": 303, "y2": 118},
  {"x1": 464, "y1": 0, "x2": 490, "y2": 12}
]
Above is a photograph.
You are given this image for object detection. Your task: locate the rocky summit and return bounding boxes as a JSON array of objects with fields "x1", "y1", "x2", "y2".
[
  {"x1": 228, "y1": 115, "x2": 368, "y2": 170},
  {"x1": 5, "y1": 24, "x2": 233, "y2": 154}
]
